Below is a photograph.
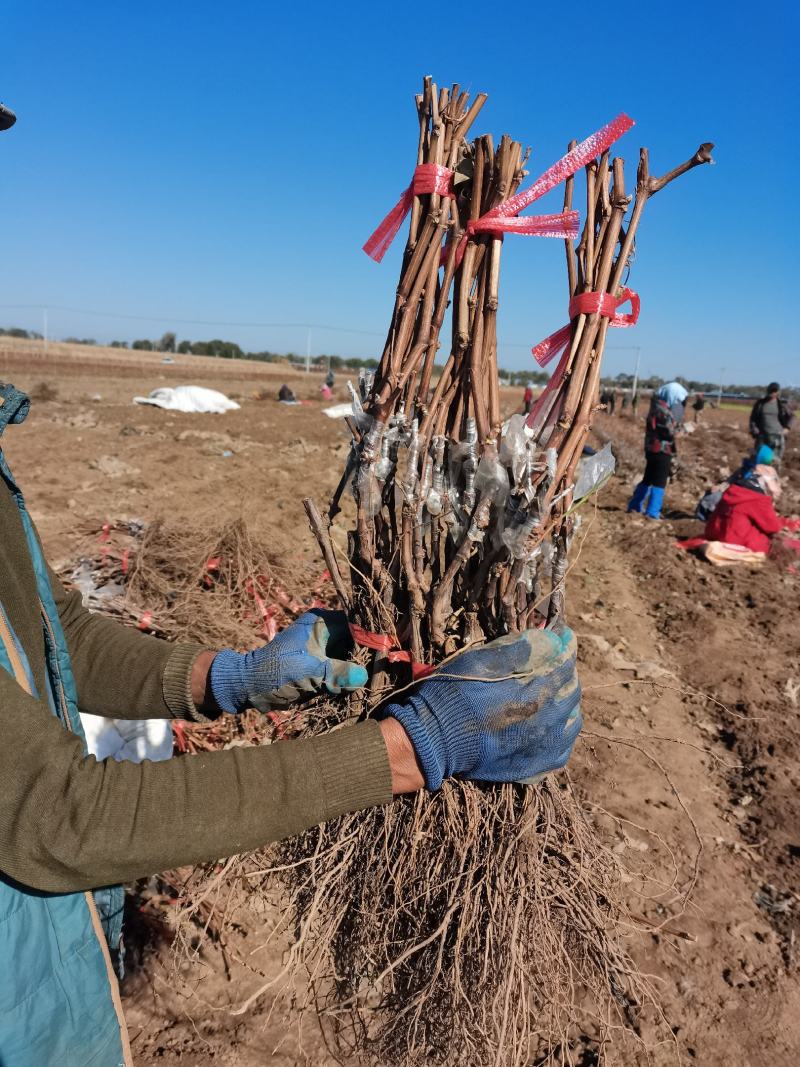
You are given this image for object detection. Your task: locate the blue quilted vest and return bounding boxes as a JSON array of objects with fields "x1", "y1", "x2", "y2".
[{"x1": 0, "y1": 385, "x2": 130, "y2": 1066}]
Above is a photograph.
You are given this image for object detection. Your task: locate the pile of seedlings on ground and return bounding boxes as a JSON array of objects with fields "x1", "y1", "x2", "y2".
[
  {"x1": 172, "y1": 77, "x2": 712, "y2": 1065},
  {"x1": 61, "y1": 515, "x2": 329, "y2": 750}
]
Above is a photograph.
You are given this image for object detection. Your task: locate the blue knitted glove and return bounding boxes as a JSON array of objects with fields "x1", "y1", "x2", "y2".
[
  {"x1": 210, "y1": 609, "x2": 368, "y2": 712},
  {"x1": 385, "y1": 628, "x2": 581, "y2": 789}
]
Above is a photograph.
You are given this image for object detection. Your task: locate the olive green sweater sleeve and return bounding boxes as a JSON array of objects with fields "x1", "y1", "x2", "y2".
[
  {"x1": 0, "y1": 662, "x2": 392, "y2": 892},
  {"x1": 48, "y1": 564, "x2": 208, "y2": 721}
]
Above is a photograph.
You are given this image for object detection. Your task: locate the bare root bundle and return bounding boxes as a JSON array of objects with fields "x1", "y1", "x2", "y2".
[
  {"x1": 267, "y1": 776, "x2": 662, "y2": 1066},
  {"x1": 173, "y1": 78, "x2": 712, "y2": 1065}
]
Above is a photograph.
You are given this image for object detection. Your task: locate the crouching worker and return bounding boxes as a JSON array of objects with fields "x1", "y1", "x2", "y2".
[
  {"x1": 0, "y1": 382, "x2": 582, "y2": 1067},
  {"x1": 627, "y1": 382, "x2": 687, "y2": 520},
  {"x1": 695, "y1": 443, "x2": 774, "y2": 522},
  {"x1": 704, "y1": 451, "x2": 784, "y2": 556}
]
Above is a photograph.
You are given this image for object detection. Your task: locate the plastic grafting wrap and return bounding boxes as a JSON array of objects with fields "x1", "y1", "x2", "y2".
[
  {"x1": 448, "y1": 113, "x2": 634, "y2": 267},
  {"x1": 531, "y1": 286, "x2": 640, "y2": 369},
  {"x1": 363, "y1": 163, "x2": 454, "y2": 263}
]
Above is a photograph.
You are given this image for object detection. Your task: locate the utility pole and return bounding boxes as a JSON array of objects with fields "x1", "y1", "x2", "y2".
[
  {"x1": 43, "y1": 307, "x2": 48, "y2": 356},
  {"x1": 305, "y1": 329, "x2": 311, "y2": 374},
  {"x1": 630, "y1": 346, "x2": 642, "y2": 402}
]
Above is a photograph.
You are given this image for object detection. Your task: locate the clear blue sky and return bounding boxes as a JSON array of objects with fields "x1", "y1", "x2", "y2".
[{"x1": 1, "y1": 0, "x2": 796, "y2": 385}]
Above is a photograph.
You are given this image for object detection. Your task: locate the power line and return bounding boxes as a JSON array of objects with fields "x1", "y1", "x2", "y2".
[
  {"x1": 0, "y1": 304, "x2": 385, "y2": 337},
  {"x1": 0, "y1": 302, "x2": 640, "y2": 353}
]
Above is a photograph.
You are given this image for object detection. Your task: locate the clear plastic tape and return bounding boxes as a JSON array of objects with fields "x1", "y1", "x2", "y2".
[
  {"x1": 357, "y1": 465, "x2": 383, "y2": 517},
  {"x1": 573, "y1": 442, "x2": 616, "y2": 501},
  {"x1": 500, "y1": 413, "x2": 535, "y2": 488}
]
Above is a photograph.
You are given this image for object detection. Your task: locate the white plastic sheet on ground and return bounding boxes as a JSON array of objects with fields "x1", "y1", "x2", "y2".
[
  {"x1": 322, "y1": 402, "x2": 353, "y2": 419},
  {"x1": 79, "y1": 713, "x2": 173, "y2": 764},
  {"x1": 133, "y1": 385, "x2": 241, "y2": 414}
]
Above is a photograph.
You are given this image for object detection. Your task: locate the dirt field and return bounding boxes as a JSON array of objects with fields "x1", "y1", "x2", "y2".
[{"x1": 2, "y1": 343, "x2": 798, "y2": 1066}]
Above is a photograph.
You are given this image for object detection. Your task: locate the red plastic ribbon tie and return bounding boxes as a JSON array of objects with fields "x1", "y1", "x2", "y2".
[
  {"x1": 676, "y1": 537, "x2": 708, "y2": 552},
  {"x1": 137, "y1": 610, "x2": 153, "y2": 631},
  {"x1": 363, "y1": 163, "x2": 454, "y2": 263},
  {"x1": 349, "y1": 623, "x2": 435, "y2": 679},
  {"x1": 531, "y1": 287, "x2": 640, "y2": 369},
  {"x1": 447, "y1": 112, "x2": 634, "y2": 268},
  {"x1": 173, "y1": 721, "x2": 188, "y2": 753}
]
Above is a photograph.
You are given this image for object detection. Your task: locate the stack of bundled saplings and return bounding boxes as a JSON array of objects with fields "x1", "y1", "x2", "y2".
[{"x1": 180, "y1": 78, "x2": 713, "y2": 1066}]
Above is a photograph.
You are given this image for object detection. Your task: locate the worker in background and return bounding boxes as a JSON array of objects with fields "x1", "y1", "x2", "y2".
[
  {"x1": 522, "y1": 381, "x2": 534, "y2": 414},
  {"x1": 692, "y1": 392, "x2": 706, "y2": 423},
  {"x1": 325, "y1": 367, "x2": 335, "y2": 390},
  {"x1": 600, "y1": 387, "x2": 615, "y2": 415},
  {"x1": 750, "y1": 382, "x2": 792, "y2": 465},
  {"x1": 704, "y1": 451, "x2": 784, "y2": 555},
  {"x1": 627, "y1": 381, "x2": 688, "y2": 520},
  {"x1": 278, "y1": 382, "x2": 298, "y2": 403},
  {"x1": 695, "y1": 443, "x2": 773, "y2": 522}
]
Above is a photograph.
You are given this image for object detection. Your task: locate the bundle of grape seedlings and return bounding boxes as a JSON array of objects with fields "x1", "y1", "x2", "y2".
[{"x1": 178, "y1": 77, "x2": 712, "y2": 1066}]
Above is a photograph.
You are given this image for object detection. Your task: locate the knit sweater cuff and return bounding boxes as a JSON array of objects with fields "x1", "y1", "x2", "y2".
[
  {"x1": 162, "y1": 643, "x2": 213, "y2": 721},
  {"x1": 310, "y1": 719, "x2": 393, "y2": 820}
]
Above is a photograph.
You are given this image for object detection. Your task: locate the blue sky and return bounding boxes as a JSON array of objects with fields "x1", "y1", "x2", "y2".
[{"x1": 1, "y1": 0, "x2": 796, "y2": 385}]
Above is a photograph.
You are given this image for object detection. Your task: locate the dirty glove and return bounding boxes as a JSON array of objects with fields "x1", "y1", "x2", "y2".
[
  {"x1": 210, "y1": 609, "x2": 368, "y2": 712},
  {"x1": 385, "y1": 628, "x2": 581, "y2": 789}
]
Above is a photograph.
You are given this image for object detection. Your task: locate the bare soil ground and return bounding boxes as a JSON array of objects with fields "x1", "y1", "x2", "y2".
[{"x1": 2, "y1": 344, "x2": 798, "y2": 1065}]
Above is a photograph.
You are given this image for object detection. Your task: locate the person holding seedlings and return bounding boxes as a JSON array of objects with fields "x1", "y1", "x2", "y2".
[{"x1": 0, "y1": 385, "x2": 581, "y2": 1067}]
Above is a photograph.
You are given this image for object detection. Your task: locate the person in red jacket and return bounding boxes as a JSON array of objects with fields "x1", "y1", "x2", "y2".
[{"x1": 704, "y1": 461, "x2": 783, "y2": 554}]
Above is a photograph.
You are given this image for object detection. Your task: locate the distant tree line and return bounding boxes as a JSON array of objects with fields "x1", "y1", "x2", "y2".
[
  {"x1": 595, "y1": 371, "x2": 787, "y2": 400},
  {"x1": 0, "y1": 325, "x2": 791, "y2": 397}
]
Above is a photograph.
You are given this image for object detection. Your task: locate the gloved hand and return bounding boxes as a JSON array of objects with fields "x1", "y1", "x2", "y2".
[
  {"x1": 210, "y1": 609, "x2": 368, "y2": 712},
  {"x1": 385, "y1": 628, "x2": 581, "y2": 789}
]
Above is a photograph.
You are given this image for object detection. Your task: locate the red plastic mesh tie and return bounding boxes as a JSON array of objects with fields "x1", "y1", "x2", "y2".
[
  {"x1": 349, "y1": 623, "x2": 435, "y2": 679},
  {"x1": 445, "y1": 113, "x2": 634, "y2": 268},
  {"x1": 363, "y1": 163, "x2": 454, "y2": 263},
  {"x1": 526, "y1": 288, "x2": 640, "y2": 430},
  {"x1": 530, "y1": 287, "x2": 641, "y2": 370}
]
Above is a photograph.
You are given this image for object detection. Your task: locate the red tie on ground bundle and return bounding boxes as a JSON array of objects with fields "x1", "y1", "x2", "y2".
[
  {"x1": 444, "y1": 113, "x2": 635, "y2": 268},
  {"x1": 363, "y1": 163, "x2": 455, "y2": 262},
  {"x1": 349, "y1": 622, "x2": 435, "y2": 679}
]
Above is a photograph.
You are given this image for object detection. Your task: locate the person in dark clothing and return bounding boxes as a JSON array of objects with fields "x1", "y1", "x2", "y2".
[
  {"x1": 627, "y1": 382, "x2": 687, "y2": 519},
  {"x1": 600, "y1": 388, "x2": 615, "y2": 415},
  {"x1": 692, "y1": 393, "x2": 705, "y2": 423},
  {"x1": 749, "y1": 382, "x2": 792, "y2": 465},
  {"x1": 278, "y1": 383, "x2": 298, "y2": 403}
]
